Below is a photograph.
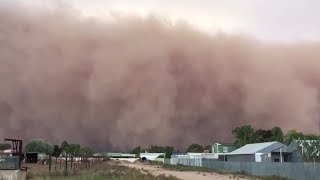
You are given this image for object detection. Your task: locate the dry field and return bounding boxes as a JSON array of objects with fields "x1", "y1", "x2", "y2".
[
  {"x1": 25, "y1": 160, "x2": 179, "y2": 180},
  {"x1": 24, "y1": 159, "x2": 286, "y2": 180}
]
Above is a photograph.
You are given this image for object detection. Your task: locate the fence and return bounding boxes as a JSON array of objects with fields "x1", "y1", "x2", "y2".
[
  {"x1": 164, "y1": 158, "x2": 320, "y2": 180},
  {"x1": 0, "y1": 156, "x2": 19, "y2": 170}
]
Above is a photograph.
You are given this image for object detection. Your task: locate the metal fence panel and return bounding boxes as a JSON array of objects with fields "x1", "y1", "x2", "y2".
[
  {"x1": 167, "y1": 158, "x2": 320, "y2": 180},
  {"x1": 0, "y1": 156, "x2": 19, "y2": 170},
  {"x1": 265, "y1": 163, "x2": 278, "y2": 176},
  {"x1": 241, "y1": 162, "x2": 252, "y2": 175},
  {"x1": 210, "y1": 161, "x2": 224, "y2": 170},
  {"x1": 293, "y1": 163, "x2": 305, "y2": 180},
  {"x1": 303, "y1": 163, "x2": 317, "y2": 180},
  {"x1": 278, "y1": 162, "x2": 291, "y2": 179},
  {"x1": 316, "y1": 164, "x2": 320, "y2": 179},
  {"x1": 250, "y1": 162, "x2": 264, "y2": 176}
]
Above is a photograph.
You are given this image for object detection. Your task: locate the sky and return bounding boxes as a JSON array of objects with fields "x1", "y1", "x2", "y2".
[
  {"x1": 1, "y1": 0, "x2": 320, "y2": 149},
  {"x1": 8, "y1": 0, "x2": 320, "y2": 42}
]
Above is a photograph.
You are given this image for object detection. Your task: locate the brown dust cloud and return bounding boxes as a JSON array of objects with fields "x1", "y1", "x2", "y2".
[{"x1": 1, "y1": 3, "x2": 320, "y2": 150}]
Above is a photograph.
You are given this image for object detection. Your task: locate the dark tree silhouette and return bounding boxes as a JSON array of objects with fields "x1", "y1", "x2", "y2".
[
  {"x1": 0, "y1": 143, "x2": 11, "y2": 151},
  {"x1": 232, "y1": 125, "x2": 257, "y2": 146},
  {"x1": 52, "y1": 145, "x2": 62, "y2": 170},
  {"x1": 186, "y1": 144, "x2": 204, "y2": 153}
]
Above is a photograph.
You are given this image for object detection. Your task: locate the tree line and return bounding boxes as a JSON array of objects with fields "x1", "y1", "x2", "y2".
[
  {"x1": 22, "y1": 139, "x2": 94, "y2": 175},
  {"x1": 232, "y1": 125, "x2": 320, "y2": 146},
  {"x1": 130, "y1": 126, "x2": 320, "y2": 160},
  {"x1": 232, "y1": 125, "x2": 320, "y2": 162},
  {"x1": 3, "y1": 126, "x2": 319, "y2": 163}
]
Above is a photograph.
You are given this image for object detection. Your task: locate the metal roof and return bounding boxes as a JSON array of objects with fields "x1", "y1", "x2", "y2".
[
  {"x1": 213, "y1": 143, "x2": 235, "y2": 146},
  {"x1": 228, "y1": 141, "x2": 287, "y2": 155}
]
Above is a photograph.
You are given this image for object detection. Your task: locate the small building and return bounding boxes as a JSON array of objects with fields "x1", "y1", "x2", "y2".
[
  {"x1": 211, "y1": 143, "x2": 237, "y2": 159},
  {"x1": 25, "y1": 152, "x2": 38, "y2": 164},
  {"x1": 224, "y1": 141, "x2": 301, "y2": 162},
  {"x1": 212, "y1": 143, "x2": 237, "y2": 154},
  {"x1": 140, "y1": 153, "x2": 164, "y2": 161},
  {"x1": 93, "y1": 152, "x2": 136, "y2": 158}
]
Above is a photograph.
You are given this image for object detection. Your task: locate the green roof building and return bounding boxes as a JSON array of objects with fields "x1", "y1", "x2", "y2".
[{"x1": 212, "y1": 143, "x2": 237, "y2": 154}]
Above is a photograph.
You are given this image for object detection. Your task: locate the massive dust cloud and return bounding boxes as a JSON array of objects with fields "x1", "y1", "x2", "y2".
[{"x1": 1, "y1": 3, "x2": 320, "y2": 150}]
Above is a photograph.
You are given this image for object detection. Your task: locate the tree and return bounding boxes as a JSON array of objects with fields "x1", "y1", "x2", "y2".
[
  {"x1": 163, "y1": 146, "x2": 174, "y2": 158},
  {"x1": 68, "y1": 144, "x2": 81, "y2": 157},
  {"x1": 204, "y1": 145, "x2": 211, "y2": 153},
  {"x1": 147, "y1": 145, "x2": 165, "y2": 153},
  {"x1": 68, "y1": 144, "x2": 81, "y2": 169},
  {"x1": 300, "y1": 139, "x2": 320, "y2": 162},
  {"x1": 232, "y1": 125, "x2": 257, "y2": 146},
  {"x1": 0, "y1": 143, "x2": 11, "y2": 151},
  {"x1": 80, "y1": 147, "x2": 93, "y2": 158},
  {"x1": 143, "y1": 145, "x2": 174, "y2": 158},
  {"x1": 284, "y1": 129, "x2": 304, "y2": 145},
  {"x1": 186, "y1": 144, "x2": 203, "y2": 153},
  {"x1": 52, "y1": 145, "x2": 62, "y2": 158},
  {"x1": 60, "y1": 141, "x2": 69, "y2": 175},
  {"x1": 80, "y1": 147, "x2": 93, "y2": 169},
  {"x1": 255, "y1": 129, "x2": 273, "y2": 142},
  {"x1": 304, "y1": 134, "x2": 319, "y2": 140},
  {"x1": 52, "y1": 145, "x2": 62, "y2": 170},
  {"x1": 271, "y1": 127, "x2": 284, "y2": 142},
  {"x1": 131, "y1": 146, "x2": 143, "y2": 156},
  {"x1": 61, "y1": 141, "x2": 69, "y2": 152},
  {"x1": 24, "y1": 139, "x2": 53, "y2": 154}
]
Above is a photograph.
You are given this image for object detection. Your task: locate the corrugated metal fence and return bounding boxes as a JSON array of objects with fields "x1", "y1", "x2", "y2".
[{"x1": 165, "y1": 158, "x2": 320, "y2": 180}]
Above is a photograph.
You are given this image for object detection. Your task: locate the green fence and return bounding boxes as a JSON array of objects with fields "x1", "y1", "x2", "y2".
[{"x1": 0, "y1": 156, "x2": 19, "y2": 170}]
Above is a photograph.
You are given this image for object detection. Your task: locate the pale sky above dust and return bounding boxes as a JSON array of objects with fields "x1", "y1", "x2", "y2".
[{"x1": 2, "y1": 0, "x2": 320, "y2": 42}]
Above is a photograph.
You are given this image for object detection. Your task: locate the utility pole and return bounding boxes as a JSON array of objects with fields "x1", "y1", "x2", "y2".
[{"x1": 280, "y1": 147, "x2": 283, "y2": 163}]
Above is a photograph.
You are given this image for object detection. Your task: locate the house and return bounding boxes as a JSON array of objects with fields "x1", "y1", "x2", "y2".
[{"x1": 224, "y1": 141, "x2": 301, "y2": 162}]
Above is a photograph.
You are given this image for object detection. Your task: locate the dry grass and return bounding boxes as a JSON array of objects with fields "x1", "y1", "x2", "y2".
[{"x1": 26, "y1": 161, "x2": 180, "y2": 180}]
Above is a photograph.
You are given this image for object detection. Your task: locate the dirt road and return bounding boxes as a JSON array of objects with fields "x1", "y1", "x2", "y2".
[{"x1": 121, "y1": 161, "x2": 249, "y2": 180}]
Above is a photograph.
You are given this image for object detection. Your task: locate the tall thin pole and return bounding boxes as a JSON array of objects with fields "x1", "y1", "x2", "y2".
[{"x1": 280, "y1": 147, "x2": 283, "y2": 163}]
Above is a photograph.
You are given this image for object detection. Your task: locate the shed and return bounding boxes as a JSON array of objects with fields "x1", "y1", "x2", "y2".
[
  {"x1": 225, "y1": 141, "x2": 292, "y2": 162},
  {"x1": 26, "y1": 152, "x2": 38, "y2": 164},
  {"x1": 140, "y1": 153, "x2": 164, "y2": 161}
]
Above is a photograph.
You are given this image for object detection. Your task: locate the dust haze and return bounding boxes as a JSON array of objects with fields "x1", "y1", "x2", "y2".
[{"x1": 1, "y1": 3, "x2": 320, "y2": 150}]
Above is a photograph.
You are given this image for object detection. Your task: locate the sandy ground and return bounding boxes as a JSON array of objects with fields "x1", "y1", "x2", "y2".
[{"x1": 120, "y1": 161, "x2": 249, "y2": 180}]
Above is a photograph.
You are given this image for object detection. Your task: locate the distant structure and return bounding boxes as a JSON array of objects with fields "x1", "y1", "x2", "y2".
[
  {"x1": 211, "y1": 143, "x2": 237, "y2": 159},
  {"x1": 93, "y1": 152, "x2": 136, "y2": 158},
  {"x1": 223, "y1": 141, "x2": 302, "y2": 162},
  {"x1": 140, "y1": 153, "x2": 164, "y2": 161},
  {"x1": 0, "y1": 138, "x2": 27, "y2": 180},
  {"x1": 25, "y1": 152, "x2": 38, "y2": 164}
]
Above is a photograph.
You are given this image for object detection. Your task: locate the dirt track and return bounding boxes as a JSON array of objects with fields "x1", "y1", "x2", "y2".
[{"x1": 121, "y1": 161, "x2": 249, "y2": 180}]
